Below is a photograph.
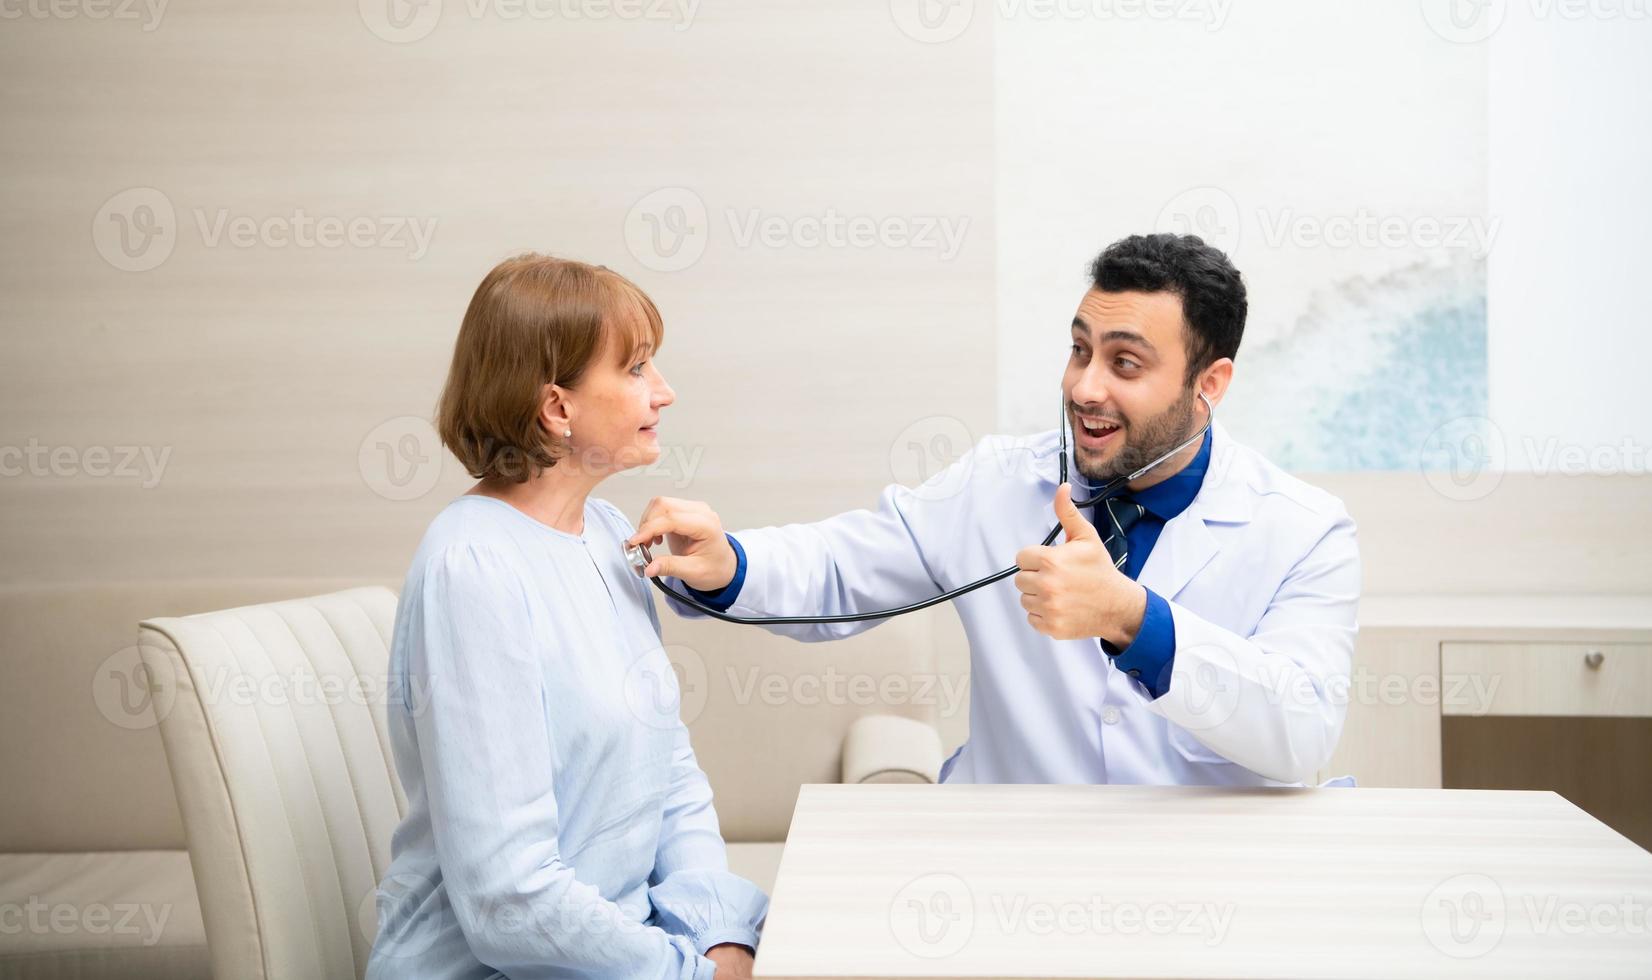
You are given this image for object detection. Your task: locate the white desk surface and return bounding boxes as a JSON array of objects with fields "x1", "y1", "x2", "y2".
[{"x1": 754, "y1": 784, "x2": 1652, "y2": 979}]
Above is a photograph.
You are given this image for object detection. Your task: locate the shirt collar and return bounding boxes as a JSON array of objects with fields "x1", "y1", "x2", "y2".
[{"x1": 1087, "y1": 425, "x2": 1213, "y2": 522}]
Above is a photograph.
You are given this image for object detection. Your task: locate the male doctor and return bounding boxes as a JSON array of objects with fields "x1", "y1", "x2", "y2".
[{"x1": 627, "y1": 233, "x2": 1360, "y2": 787}]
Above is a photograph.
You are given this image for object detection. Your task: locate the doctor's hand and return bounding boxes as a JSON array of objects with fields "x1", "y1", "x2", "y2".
[
  {"x1": 705, "y1": 943, "x2": 755, "y2": 979},
  {"x1": 1014, "y1": 483, "x2": 1148, "y2": 646},
  {"x1": 626, "y1": 496, "x2": 740, "y2": 592}
]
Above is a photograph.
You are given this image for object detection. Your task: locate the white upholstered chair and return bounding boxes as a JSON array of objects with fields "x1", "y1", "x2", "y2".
[
  {"x1": 138, "y1": 587, "x2": 403, "y2": 980},
  {"x1": 137, "y1": 585, "x2": 946, "y2": 979}
]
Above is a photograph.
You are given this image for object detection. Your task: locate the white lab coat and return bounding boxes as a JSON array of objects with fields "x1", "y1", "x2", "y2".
[{"x1": 667, "y1": 422, "x2": 1360, "y2": 787}]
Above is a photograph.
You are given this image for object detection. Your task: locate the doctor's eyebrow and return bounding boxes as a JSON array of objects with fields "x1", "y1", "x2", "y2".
[{"x1": 1071, "y1": 318, "x2": 1157, "y2": 354}]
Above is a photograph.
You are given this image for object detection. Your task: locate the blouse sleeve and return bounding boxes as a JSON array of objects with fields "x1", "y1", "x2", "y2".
[
  {"x1": 647, "y1": 720, "x2": 770, "y2": 954},
  {"x1": 407, "y1": 542, "x2": 718, "y2": 980}
]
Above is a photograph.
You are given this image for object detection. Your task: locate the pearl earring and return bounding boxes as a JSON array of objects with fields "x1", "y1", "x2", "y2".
[{"x1": 564, "y1": 428, "x2": 572, "y2": 438}]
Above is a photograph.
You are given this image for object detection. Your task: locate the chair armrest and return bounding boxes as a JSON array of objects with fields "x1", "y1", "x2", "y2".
[{"x1": 839, "y1": 714, "x2": 944, "y2": 785}]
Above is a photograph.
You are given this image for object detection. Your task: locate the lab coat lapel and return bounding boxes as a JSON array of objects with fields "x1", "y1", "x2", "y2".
[{"x1": 1138, "y1": 422, "x2": 1254, "y2": 602}]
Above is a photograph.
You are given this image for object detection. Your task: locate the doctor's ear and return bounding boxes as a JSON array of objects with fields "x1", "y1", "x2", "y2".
[{"x1": 1195, "y1": 359, "x2": 1234, "y2": 407}]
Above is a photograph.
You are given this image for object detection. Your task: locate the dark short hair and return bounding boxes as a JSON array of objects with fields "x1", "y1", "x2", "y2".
[{"x1": 1089, "y1": 233, "x2": 1247, "y2": 384}]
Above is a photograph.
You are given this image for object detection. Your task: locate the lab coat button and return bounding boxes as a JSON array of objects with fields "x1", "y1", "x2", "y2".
[
  {"x1": 1127, "y1": 668, "x2": 1141, "y2": 678},
  {"x1": 1101, "y1": 705, "x2": 1121, "y2": 725}
]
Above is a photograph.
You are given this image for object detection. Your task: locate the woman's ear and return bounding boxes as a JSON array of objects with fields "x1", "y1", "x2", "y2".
[{"x1": 539, "y1": 383, "x2": 572, "y2": 437}]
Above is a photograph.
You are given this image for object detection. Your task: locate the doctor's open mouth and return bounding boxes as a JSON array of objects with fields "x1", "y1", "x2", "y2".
[{"x1": 1073, "y1": 411, "x2": 1124, "y2": 450}]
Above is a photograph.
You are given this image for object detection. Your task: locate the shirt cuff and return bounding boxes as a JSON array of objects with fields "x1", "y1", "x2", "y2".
[
  {"x1": 649, "y1": 869, "x2": 769, "y2": 957},
  {"x1": 1100, "y1": 587, "x2": 1177, "y2": 698},
  {"x1": 694, "y1": 927, "x2": 760, "y2": 957},
  {"x1": 683, "y1": 534, "x2": 746, "y2": 612}
]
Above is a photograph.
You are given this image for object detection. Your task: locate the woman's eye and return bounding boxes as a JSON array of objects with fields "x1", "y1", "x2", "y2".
[{"x1": 630, "y1": 361, "x2": 646, "y2": 376}]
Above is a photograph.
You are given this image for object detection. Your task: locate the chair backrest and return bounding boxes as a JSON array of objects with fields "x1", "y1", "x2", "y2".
[{"x1": 138, "y1": 586, "x2": 404, "y2": 980}]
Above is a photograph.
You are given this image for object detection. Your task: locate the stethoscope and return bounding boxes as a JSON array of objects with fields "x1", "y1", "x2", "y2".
[{"x1": 626, "y1": 392, "x2": 1215, "y2": 626}]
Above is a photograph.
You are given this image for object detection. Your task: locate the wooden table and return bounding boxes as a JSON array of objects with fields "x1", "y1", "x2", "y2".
[{"x1": 753, "y1": 784, "x2": 1652, "y2": 978}]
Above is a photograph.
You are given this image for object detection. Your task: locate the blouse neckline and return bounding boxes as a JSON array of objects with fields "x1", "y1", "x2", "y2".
[{"x1": 459, "y1": 493, "x2": 591, "y2": 542}]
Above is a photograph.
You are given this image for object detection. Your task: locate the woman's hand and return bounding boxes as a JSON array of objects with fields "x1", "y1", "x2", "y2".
[
  {"x1": 705, "y1": 943, "x2": 755, "y2": 979},
  {"x1": 627, "y1": 497, "x2": 739, "y2": 592}
]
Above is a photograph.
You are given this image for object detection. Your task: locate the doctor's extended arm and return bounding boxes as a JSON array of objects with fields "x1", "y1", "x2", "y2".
[{"x1": 629, "y1": 442, "x2": 990, "y2": 642}]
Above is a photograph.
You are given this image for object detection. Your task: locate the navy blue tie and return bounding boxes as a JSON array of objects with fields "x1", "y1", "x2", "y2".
[{"x1": 1098, "y1": 495, "x2": 1147, "y2": 572}]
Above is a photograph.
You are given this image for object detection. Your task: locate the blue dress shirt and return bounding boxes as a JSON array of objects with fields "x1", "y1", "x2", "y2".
[{"x1": 1092, "y1": 427, "x2": 1213, "y2": 699}]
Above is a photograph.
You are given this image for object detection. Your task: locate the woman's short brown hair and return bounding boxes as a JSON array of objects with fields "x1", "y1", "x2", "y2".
[{"x1": 437, "y1": 253, "x2": 664, "y2": 483}]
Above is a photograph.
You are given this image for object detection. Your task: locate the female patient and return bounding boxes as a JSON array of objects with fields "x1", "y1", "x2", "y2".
[{"x1": 367, "y1": 255, "x2": 766, "y2": 979}]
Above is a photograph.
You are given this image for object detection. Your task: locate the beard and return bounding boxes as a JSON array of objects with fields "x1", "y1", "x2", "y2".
[{"x1": 1071, "y1": 385, "x2": 1199, "y2": 484}]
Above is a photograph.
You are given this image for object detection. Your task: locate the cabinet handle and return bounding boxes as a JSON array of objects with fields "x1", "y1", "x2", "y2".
[{"x1": 1584, "y1": 650, "x2": 1605, "y2": 670}]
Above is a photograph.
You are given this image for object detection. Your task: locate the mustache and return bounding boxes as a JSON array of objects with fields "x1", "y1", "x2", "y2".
[{"x1": 1068, "y1": 403, "x2": 1127, "y2": 428}]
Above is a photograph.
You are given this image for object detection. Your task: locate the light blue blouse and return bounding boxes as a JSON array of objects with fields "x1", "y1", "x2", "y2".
[{"x1": 367, "y1": 494, "x2": 768, "y2": 980}]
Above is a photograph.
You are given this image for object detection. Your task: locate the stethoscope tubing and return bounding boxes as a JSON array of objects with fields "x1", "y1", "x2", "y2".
[{"x1": 640, "y1": 393, "x2": 1214, "y2": 626}]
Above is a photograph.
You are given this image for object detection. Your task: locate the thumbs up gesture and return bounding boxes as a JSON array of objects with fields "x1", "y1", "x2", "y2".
[
  {"x1": 1014, "y1": 484, "x2": 1147, "y2": 644},
  {"x1": 1052, "y1": 481, "x2": 1102, "y2": 545}
]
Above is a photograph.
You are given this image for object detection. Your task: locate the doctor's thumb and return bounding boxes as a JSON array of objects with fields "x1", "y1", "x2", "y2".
[{"x1": 1054, "y1": 483, "x2": 1100, "y2": 543}]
